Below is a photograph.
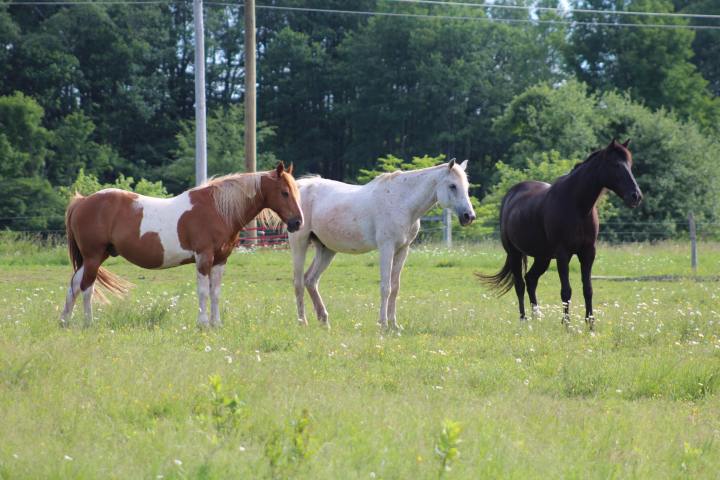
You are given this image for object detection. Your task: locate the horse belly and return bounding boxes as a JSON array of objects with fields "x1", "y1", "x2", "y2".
[
  {"x1": 312, "y1": 222, "x2": 374, "y2": 253},
  {"x1": 134, "y1": 194, "x2": 196, "y2": 268}
]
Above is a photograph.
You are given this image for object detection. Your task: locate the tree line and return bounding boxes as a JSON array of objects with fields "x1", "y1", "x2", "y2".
[{"x1": 0, "y1": 0, "x2": 718, "y2": 238}]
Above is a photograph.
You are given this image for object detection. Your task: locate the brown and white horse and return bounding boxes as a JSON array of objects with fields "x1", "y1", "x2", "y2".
[{"x1": 60, "y1": 162, "x2": 303, "y2": 328}]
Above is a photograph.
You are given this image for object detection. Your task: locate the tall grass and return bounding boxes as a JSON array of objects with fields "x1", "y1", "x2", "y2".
[{"x1": 0, "y1": 240, "x2": 719, "y2": 478}]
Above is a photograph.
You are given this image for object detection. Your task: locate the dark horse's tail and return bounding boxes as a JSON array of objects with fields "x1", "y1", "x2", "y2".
[
  {"x1": 65, "y1": 193, "x2": 131, "y2": 303},
  {"x1": 475, "y1": 254, "x2": 526, "y2": 296},
  {"x1": 475, "y1": 191, "x2": 526, "y2": 296}
]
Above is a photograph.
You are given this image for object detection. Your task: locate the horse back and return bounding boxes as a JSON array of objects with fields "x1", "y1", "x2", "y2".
[{"x1": 500, "y1": 181, "x2": 553, "y2": 257}]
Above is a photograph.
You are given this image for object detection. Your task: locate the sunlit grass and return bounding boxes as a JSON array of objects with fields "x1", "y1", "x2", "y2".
[{"x1": 0, "y1": 240, "x2": 719, "y2": 478}]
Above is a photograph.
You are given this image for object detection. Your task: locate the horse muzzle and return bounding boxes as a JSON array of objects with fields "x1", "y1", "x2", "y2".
[
  {"x1": 624, "y1": 190, "x2": 643, "y2": 208},
  {"x1": 286, "y1": 217, "x2": 303, "y2": 232},
  {"x1": 458, "y1": 210, "x2": 476, "y2": 226}
]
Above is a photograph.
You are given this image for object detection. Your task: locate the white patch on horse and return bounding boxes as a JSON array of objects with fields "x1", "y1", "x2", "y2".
[{"x1": 135, "y1": 192, "x2": 195, "y2": 268}]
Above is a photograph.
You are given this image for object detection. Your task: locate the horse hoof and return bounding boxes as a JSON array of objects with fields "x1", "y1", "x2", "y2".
[
  {"x1": 586, "y1": 316, "x2": 595, "y2": 331},
  {"x1": 531, "y1": 305, "x2": 543, "y2": 318},
  {"x1": 519, "y1": 315, "x2": 527, "y2": 322},
  {"x1": 297, "y1": 318, "x2": 308, "y2": 326},
  {"x1": 59, "y1": 320, "x2": 69, "y2": 329}
]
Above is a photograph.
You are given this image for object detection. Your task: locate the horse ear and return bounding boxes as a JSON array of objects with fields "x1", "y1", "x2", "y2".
[
  {"x1": 275, "y1": 161, "x2": 285, "y2": 176},
  {"x1": 447, "y1": 158, "x2": 456, "y2": 170},
  {"x1": 287, "y1": 162, "x2": 294, "y2": 175},
  {"x1": 459, "y1": 159, "x2": 468, "y2": 171},
  {"x1": 622, "y1": 139, "x2": 631, "y2": 148},
  {"x1": 609, "y1": 138, "x2": 618, "y2": 148}
]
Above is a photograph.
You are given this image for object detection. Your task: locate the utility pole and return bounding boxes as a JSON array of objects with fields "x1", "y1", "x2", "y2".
[
  {"x1": 244, "y1": 0, "x2": 257, "y2": 242},
  {"x1": 193, "y1": 0, "x2": 207, "y2": 186}
]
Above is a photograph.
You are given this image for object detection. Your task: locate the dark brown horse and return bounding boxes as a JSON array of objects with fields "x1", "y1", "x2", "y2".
[{"x1": 477, "y1": 140, "x2": 642, "y2": 330}]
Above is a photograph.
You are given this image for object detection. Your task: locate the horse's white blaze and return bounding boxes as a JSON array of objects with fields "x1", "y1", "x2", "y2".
[{"x1": 135, "y1": 192, "x2": 195, "y2": 268}]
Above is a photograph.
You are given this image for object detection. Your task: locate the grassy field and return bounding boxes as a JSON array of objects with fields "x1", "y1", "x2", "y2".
[{"x1": 1, "y1": 237, "x2": 719, "y2": 479}]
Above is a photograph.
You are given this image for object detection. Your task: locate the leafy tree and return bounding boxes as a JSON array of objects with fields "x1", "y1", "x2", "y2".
[
  {"x1": 59, "y1": 168, "x2": 169, "y2": 200},
  {"x1": 488, "y1": 81, "x2": 720, "y2": 239},
  {"x1": 492, "y1": 80, "x2": 603, "y2": 169},
  {"x1": 565, "y1": 0, "x2": 720, "y2": 129},
  {"x1": 0, "y1": 92, "x2": 49, "y2": 178},
  {"x1": 0, "y1": 177, "x2": 64, "y2": 231},
  {"x1": 676, "y1": 0, "x2": 720, "y2": 97},
  {"x1": 166, "y1": 105, "x2": 277, "y2": 192},
  {"x1": 47, "y1": 111, "x2": 123, "y2": 186}
]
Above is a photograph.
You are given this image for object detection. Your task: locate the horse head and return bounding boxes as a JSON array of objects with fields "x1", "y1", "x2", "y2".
[
  {"x1": 261, "y1": 162, "x2": 304, "y2": 232},
  {"x1": 436, "y1": 159, "x2": 476, "y2": 226},
  {"x1": 601, "y1": 139, "x2": 642, "y2": 208}
]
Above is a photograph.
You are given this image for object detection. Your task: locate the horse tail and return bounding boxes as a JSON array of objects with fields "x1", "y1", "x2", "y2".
[
  {"x1": 95, "y1": 267, "x2": 132, "y2": 302},
  {"x1": 65, "y1": 193, "x2": 131, "y2": 303},
  {"x1": 475, "y1": 254, "x2": 526, "y2": 297},
  {"x1": 65, "y1": 193, "x2": 84, "y2": 272}
]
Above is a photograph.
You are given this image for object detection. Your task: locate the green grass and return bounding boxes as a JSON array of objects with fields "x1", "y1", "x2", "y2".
[{"x1": 1, "y1": 240, "x2": 720, "y2": 478}]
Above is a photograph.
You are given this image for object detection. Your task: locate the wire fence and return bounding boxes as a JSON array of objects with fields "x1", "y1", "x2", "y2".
[{"x1": 2, "y1": 215, "x2": 719, "y2": 247}]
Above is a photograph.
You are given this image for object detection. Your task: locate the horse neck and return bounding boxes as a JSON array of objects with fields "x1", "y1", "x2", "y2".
[
  {"x1": 383, "y1": 167, "x2": 444, "y2": 221},
  {"x1": 208, "y1": 177, "x2": 266, "y2": 233},
  {"x1": 563, "y1": 160, "x2": 605, "y2": 216}
]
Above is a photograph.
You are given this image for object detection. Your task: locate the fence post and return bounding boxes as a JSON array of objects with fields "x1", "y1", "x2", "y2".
[
  {"x1": 443, "y1": 208, "x2": 452, "y2": 249},
  {"x1": 689, "y1": 211, "x2": 697, "y2": 274}
]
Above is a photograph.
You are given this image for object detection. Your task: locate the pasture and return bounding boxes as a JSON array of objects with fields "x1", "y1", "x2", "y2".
[{"x1": 1, "y1": 238, "x2": 719, "y2": 479}]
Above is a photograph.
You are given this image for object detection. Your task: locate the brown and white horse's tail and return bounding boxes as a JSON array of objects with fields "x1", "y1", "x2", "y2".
[
  {"x1": 475, "y1": 254, "x2": 526, "y2": 296},
  {"x1": 65, "y1": 193, "x2": 132, "y2": 304}
]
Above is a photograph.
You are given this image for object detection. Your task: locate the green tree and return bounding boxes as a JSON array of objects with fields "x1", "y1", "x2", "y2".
[
  {"x1": 487, "y1": 81, "x2": 720, "y2": 239},
  {"x1": 0, "y1": 92, "x2": 49, "y2": 178},
  {"x1": 565, "y1": 0, "x2": 720, "y2": 129},
  {"x1": 47, "y1": 111, "x2": 123, "y2": 186},
  {"x1": 59, "y1": 168, "x2": 169, "y2": 199},
  {"x1": 166, "y1": 105, "x2": 277, "y2": 192},
  {"x1": 335, "y1": 7, "x2": 559, "y2": 180}
]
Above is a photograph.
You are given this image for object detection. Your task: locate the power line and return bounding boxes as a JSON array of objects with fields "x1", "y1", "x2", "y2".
[
  {"x1": 5, "y1": 0, "x2": 720, "y2": 29},
  {"x1": 1, "y1": 1, "x2": 174, "y2": 4},
  {"x1": 204, "y1": 3, "x2": 720, "y2": 31},
  {"x1": 384, "y1": 0, "x2": 720, "y2": 21}
]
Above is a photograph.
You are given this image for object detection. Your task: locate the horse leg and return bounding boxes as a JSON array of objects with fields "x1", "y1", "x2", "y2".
[
  {"x1": 387, "y1": 245, "x2": 410, "y2": 331},
  {"x1": 377, "y1": 245, "x2": 395, "y2": 328},
  {"x1": 509, "y1": 252, "x2": 526, "y2": 321},
  {"x1": 195, "y1": 253, "x2": 214, "y2": 328},
  {"x1": 305, "y1": 240, "x2": 336, "y2": 327},
  {"x1": 79, "y1": 258, "x2": 103, "y2": 327},
  {"x1": 60, "y1": 266, "x2": 85, "y2": 327},
  {"x1": 556, "y1": 250, "x2": 572, "y2": 327},
  {"x1": 578, "y1": 246, "x2": 596, "y2": 331},
  {"x1": 290, "y1": 233, "x2": 311, "y2": 326},
  {"x1": 209, "y1": 262, "x2": 226, "y2": 327},
  {"x1": 525, "y1": 256, "x2": 551, "y2": 317}
]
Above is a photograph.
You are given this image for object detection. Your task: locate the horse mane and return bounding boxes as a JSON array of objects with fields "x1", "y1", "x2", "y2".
[
  {"x1": 204, "y1": 172, "x2": 279, "y2": 227},
  {"x1": 572, "y1": 142, "x2": 630, "y2": 172},
  {"x1": 371, "y1": 170, "x2": 403, "y2": 183},
  {"x1": 572, "y1": 149, "x2": 603, "y2": 171},
  {"x1": 370, "y1": 163, "x2": 449, "y2": 184}
]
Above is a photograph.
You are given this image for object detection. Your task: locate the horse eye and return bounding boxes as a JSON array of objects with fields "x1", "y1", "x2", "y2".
[
  {"x1": 282, "y1": 191, "x2": 289, "y2": 198},
  {"x1": 449, "y1": 184, "x2": 457, "y2": 190}
]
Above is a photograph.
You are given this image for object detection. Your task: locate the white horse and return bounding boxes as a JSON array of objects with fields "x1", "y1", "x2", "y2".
[{"x1": 289, "y1": 159, "x2": 476, "y2": 329}]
